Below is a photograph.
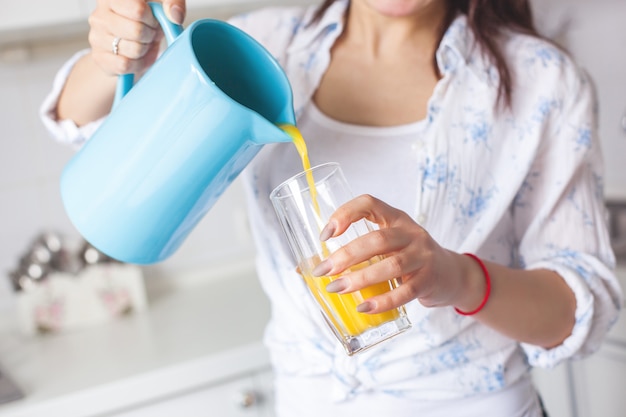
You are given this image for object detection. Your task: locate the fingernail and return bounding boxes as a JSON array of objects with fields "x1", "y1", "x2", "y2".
[
  {"x1": 319, "y1": 221, "x2": 336, "y2": 242},
  {"x1": 169, "y1": 5, "x2": 185, "y2": 24},
  {"x1": 326, "y1": 278, "x2": 348, "y2": 293},
  {"x1": 312, "y1": 258, "x2": 332, "y2": 277},
  {"x1": 356, "y1": 301, "x2": 375, "y2": 313}
]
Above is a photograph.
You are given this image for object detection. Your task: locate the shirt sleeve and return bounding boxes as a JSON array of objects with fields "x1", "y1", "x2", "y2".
[
  {"x1": 513, "y1": 64, "x2": 623, "y2": 368},
  {"x1": 39, "y1": 49, "x2": 106, "y2": 148}
]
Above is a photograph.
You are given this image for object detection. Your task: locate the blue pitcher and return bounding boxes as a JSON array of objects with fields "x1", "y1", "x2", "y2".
[{"x1": 60, "y1": 2, "x2": 295, "y2": 264}]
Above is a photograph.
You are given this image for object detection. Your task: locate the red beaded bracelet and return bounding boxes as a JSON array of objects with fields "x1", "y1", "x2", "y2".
[{"x1": 454, "y1": 253, "x2": 492, "y2": 316}]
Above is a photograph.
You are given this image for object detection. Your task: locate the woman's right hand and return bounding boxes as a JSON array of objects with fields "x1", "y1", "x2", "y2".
[
  {"x1": 56, "y1": 0, "x2": 186, "y2": 124},
  {"x1": 87, "y1": 0, "x2": 187, "y2": 77}
]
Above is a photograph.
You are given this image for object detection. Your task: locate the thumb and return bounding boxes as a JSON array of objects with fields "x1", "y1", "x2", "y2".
[{"x1": 161, "y1": 0, "x2": 186, "y2": 25}]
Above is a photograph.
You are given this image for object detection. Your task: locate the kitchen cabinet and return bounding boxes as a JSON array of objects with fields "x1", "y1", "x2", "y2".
[
  {"x1": 110, "y1": 369, "x2": 274, "y2": 417},
  {"x1": 571, "y1": 341, "x2": 626, "y2": 417},
  {"x1": 568, "y1": 264, "x2": 626, "y2": 417},
  {"x1": 532, "y1": 364, "x2": 575, "y2": 417}
]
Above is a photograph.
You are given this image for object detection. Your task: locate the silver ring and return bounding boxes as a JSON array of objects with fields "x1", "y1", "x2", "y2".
[{"x1": 112, "y1": 37, "x2": 121, "y2": 55}]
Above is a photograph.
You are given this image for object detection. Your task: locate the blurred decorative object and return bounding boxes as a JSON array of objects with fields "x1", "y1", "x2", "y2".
[{"x1": 7, "y1": 232, "x2": 147, "y2": 335}]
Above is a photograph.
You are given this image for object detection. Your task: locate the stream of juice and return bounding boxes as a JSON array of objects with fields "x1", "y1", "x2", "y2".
[
  {"x1": 278, "y1": 124, "x2": 400, "y2": 337},
  {"x1": 277, "y1": 124, "x2": 320, "y2": 217}
]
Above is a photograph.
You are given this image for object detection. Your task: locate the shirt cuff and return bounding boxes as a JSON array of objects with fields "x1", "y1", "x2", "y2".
[
  {"x1": 520, "y1": 260, "x2": 605, "y2": 368},
  {"x1": 38, "y1": 48, "x2": 105, "y2": 148}
]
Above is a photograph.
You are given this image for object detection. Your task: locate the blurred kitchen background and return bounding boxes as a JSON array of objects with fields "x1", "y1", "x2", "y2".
[{"x1": 0, "y1": 0, "x2": 624, "y2": 416}]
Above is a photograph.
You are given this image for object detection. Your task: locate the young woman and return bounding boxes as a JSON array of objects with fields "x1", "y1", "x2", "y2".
[{"x1": 41, "y1": 0, "x2": 622, "y2": 415}]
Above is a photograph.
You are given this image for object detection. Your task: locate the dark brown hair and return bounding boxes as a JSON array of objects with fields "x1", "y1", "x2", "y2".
[{"x1": 312, "y1": 0, "x2": 541, "y2": 109}]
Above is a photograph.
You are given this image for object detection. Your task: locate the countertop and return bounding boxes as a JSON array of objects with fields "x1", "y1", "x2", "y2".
[{"x1": 0, "y1": 268, "x2": 272, "y2": 417}]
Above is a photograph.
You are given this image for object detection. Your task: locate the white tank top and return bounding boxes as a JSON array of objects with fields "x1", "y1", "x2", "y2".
[{"x1": 295, "y1": 102, "x2": 428, "y2": 218}]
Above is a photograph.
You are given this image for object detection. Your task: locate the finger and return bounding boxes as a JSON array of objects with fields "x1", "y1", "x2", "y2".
[
  {"x1": 89, "y1": 8, "x2": 158, "y2": 45},
  {"x1": 355, "y1": 283, "x2": 420, "y2": 314},
  {"x1": 330, "y1": 251, "x2": 415, "y2": 291},
  {"x1": 324, "y1": 247, "x2": 425, "y2": 307},
  {"x1": 91, "y1": 38, "x2": 160, "y2": 75},
  {"x1": 90, "y1": 50, "x2": 134, "y2": 76},
  {"x1": 316, "y1": 226, "x2": 414, "y2": 277},
  {"x1": 162, "y1": 0, "x2": 187, "y2": 24},
  {"x1": 312, "y1": 231, "x2": 392, "y2": 276},
  {"x1": 108, "y1": 0, "x2": 159, "y2": 27},
  {"x1": 90, "y1": 32, "x2": 155, "y2": 60},
  {"x1": 323, "y1": 194, "x2": 406, "y2": 240}
]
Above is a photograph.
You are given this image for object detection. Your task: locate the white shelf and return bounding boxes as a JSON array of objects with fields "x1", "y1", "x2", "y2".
[{"x1": 1, "y1": 1, "x2": 82, "y2": 32}]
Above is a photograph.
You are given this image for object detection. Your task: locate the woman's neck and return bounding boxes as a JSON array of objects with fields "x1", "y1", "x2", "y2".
[{"x1": 342, "y1": 1, "x2": 447, "y2": 60}]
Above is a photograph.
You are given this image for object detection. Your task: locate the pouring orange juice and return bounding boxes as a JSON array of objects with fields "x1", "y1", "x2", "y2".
[{"x1": 272, "y1": 125, "x2": 411, "y2": 354}]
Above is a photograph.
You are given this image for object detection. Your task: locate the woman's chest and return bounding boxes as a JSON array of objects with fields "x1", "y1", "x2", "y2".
[{"x1": 312, "y1": 50, "x2": 439, "y2": 126}]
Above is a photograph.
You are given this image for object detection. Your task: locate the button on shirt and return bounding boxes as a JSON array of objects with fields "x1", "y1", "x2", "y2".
[{"x1": 40, "y1": 0, "x2": 622, "y2": 407}]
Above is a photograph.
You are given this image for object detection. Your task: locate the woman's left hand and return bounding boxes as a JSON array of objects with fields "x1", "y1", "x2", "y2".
[{"x1": 313, "y1": 194, "x2": 479, "y2": 314}]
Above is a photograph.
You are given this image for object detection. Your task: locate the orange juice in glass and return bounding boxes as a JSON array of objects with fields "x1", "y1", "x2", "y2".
[{"x1": 270, "y1": 162, "x2": 411, "y2": 355}]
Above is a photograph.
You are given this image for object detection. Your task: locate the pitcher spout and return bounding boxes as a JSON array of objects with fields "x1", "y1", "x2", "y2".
[{"x1": 251, "y1": 113, "x2": 296, "y2": 145}]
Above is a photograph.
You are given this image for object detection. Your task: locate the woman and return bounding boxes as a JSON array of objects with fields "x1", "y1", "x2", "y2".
[{"x1": 41, "y1": 0, "x2": 622, "y2": 415}]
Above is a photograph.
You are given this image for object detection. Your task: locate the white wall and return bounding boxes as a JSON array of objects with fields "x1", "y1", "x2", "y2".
[
  {"x1": 562, "y1": 1, "x2": 626, "y2": 201},
  {"x1": 0, "y1": 37, "x2": 257, "y2": 312},
  {"x1": 532, "y1": 0, "x2": 626, "y2": 201}
]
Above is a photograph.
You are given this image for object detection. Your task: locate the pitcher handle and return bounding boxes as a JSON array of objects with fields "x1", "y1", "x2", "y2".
[{"x1": 113, "y1": 2, "x2": 184, "y2": 107}]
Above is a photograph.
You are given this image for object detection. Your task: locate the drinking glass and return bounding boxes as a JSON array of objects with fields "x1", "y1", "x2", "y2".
[{"x1": 270, "y1": 162, "x2": 411, "y2": 355}]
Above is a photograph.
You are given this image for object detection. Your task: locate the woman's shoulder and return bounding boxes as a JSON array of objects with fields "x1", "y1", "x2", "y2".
[
  {"x1": 502, "y1": 32, "x2": 597, "y2": 137},
  {"x1": 503, "y1": 31, "x2": 589, "y2": 95}
]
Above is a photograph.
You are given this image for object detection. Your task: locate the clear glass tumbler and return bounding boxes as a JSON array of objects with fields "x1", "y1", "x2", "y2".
[{"x1": 270, "y1": 162, "x2": 411, "y2": 355}]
